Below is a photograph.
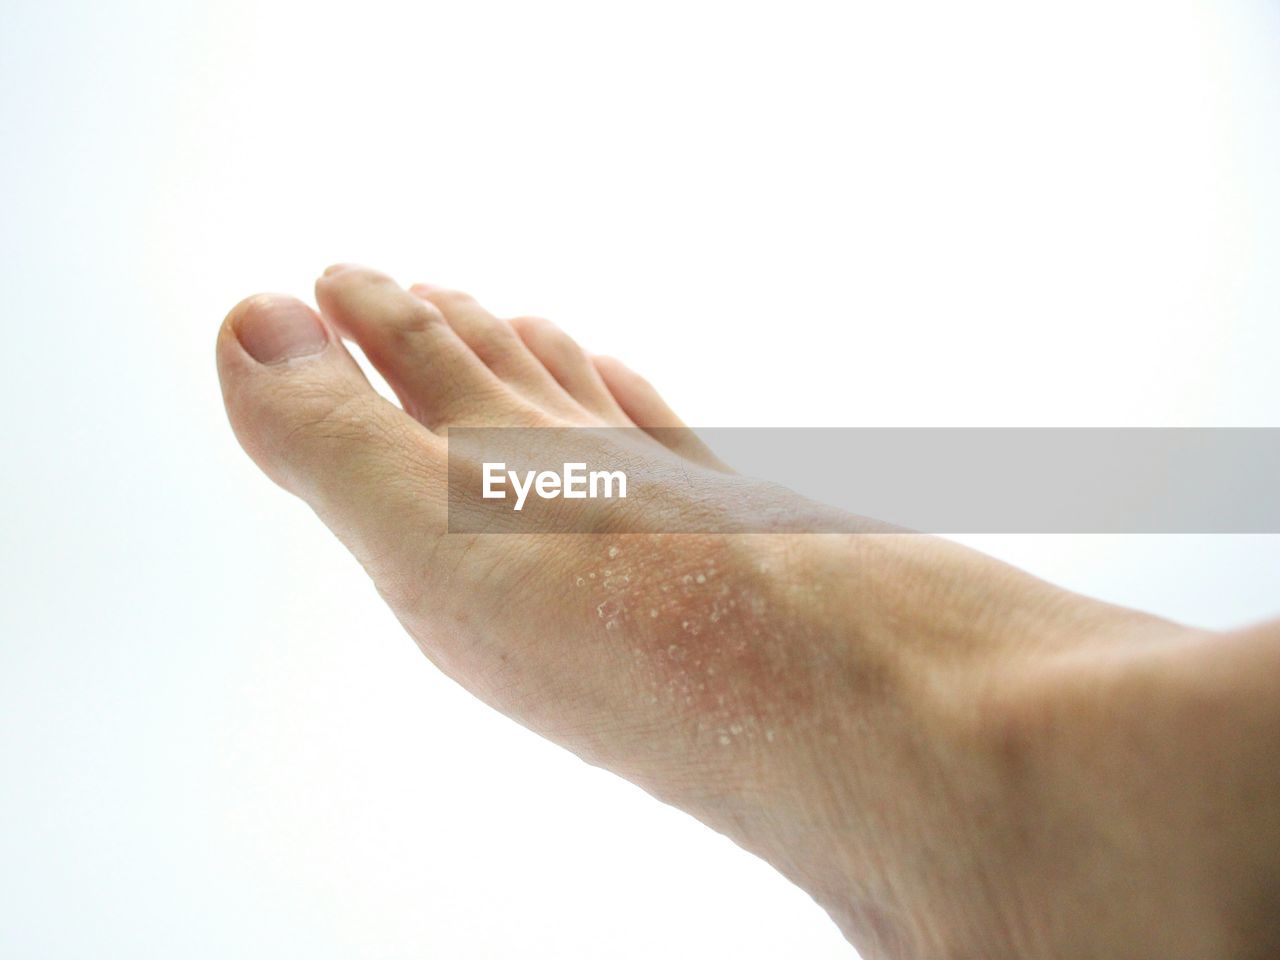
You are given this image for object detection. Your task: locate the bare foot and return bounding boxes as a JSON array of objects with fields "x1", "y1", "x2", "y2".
[{"x1": 217, "y1": 265, "x2": 1280, "y2": 959}]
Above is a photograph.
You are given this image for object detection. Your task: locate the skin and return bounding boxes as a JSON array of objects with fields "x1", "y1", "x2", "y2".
[{"x1": 217, "y1": 264, "x2": 1280, "y2": 959}]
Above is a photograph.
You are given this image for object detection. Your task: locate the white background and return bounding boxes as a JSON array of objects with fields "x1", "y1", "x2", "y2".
[{"x1": 2, "y1": 1, "x2": 1278, "y2": 956}]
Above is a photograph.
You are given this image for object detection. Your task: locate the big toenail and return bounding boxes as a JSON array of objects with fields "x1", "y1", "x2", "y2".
[{"x1": 234, "y1": 296, "x2": 329, "y2": 365}]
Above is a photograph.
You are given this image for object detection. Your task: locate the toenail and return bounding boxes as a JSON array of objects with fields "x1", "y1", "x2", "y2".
[
  {"x1": 232, "y1": 296, "x2": 329, "y2": 365},
  {"x1": 322, "y1": 262, "x2": 360, "y2": 277}
]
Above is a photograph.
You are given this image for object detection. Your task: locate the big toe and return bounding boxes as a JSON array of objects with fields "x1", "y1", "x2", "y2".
[{"x1": 216, "y1": 293, "x2": 444, "y2": 567}]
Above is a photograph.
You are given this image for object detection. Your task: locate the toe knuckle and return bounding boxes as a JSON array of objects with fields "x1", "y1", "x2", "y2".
[{"x1": 388, "y1": 299, "x2": 446, "y2": 338}]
